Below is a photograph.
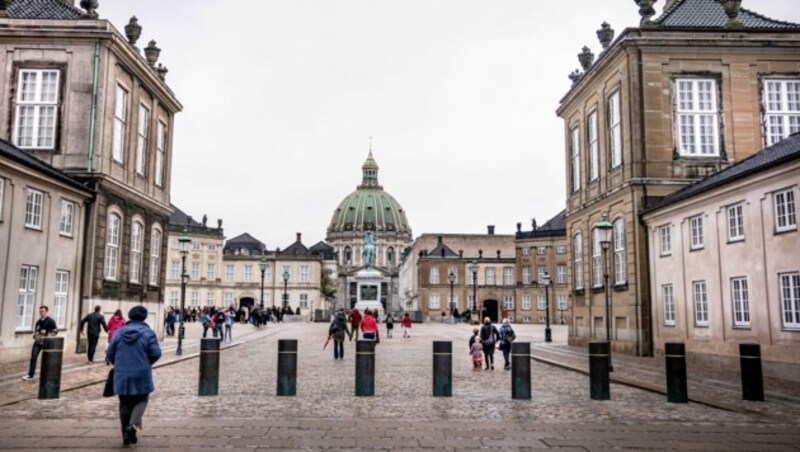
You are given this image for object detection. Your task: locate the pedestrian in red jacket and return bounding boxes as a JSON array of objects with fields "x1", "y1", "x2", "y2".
[
  {"x1": 401, "y1": 313, "x2": 412, "y2": 338},
  {"x1": 349, "y1": 308, "x2": 362, "y2": 341},
  {"x1": 360, "y1": 309, "x2": 379, "y2": 342},
  {"x1": 107, "y1": 309, "x2": 127, "y2": 343}
]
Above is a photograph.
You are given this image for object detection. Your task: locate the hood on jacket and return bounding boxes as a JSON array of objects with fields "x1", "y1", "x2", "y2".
[{"x1": 118, "y1": 321, "x2": 150, "y2": 344}]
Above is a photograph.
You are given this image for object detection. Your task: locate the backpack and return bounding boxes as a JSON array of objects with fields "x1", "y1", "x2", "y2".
[
  {"x1": 483, "y1": 327, "x2": 495, "y2": 346},
  {"x1": 328, "y1": 321, "x2": 340, "y2": 336},
  {"x1": 215, "y1": 312, "x2": 225, "y2": 324},
  {"x1": 504, "y1": 326, "x2": 516, "y2": 343}
]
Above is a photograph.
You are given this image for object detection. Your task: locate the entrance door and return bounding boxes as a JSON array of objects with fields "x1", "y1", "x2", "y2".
[
  {"x1": 483, "y1": 299, "x2": 499, "y2": 323},
  {"x1": 239, "y1": 297, "x2": 255, "y2": 310}
]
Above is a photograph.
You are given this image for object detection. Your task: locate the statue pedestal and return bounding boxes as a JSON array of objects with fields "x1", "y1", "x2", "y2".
[{"x1": 354, "y1": 268, "x2": 383, "y2": 319}]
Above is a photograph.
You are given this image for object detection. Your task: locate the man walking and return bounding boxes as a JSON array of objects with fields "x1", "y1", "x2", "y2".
[
  {"x1": 22, "y1": 306, "x2": 58, "y2": 381},
  {"x1": 80, "y1": 305, "x2": 109, "y2": 364}
]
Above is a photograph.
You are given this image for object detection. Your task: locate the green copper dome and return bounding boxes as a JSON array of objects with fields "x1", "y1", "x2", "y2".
[{"x1": 328, "y1": 151, "x2": 411, "y2": 234}]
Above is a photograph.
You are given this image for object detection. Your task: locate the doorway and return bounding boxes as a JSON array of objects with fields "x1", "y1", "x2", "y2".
[{"x1": 482, "y1": 299, "x2": 499, "y2": 323}]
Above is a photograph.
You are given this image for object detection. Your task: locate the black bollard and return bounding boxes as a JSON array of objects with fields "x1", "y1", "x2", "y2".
[
  {"x1": 432, "y1": 341, "x2": 452, "y2": 397},
  {"x1": 589, "y1": 341, "x2": 610, "y2": 400},
  {"x1": 38, "y1": 337, "x2": 63, "y2": 400},
  {"x1": 198, "y1": 338, "x2": 220, "y2": 396},
  {"x1": 277, "y1": 339, "x2": 298, "y2": 396},
  {"x1": 665, "y1": 342, "x2": 688, "y2": 403},
  {"x1": 740, "y1": 343, "x2": 764, "y2": 401},
  {"x1": 355, "y1": 340, "x2": 375, "y2": 396},
  {"x1": 511, "y1": 342, "x2": 531, "y2": 400}
]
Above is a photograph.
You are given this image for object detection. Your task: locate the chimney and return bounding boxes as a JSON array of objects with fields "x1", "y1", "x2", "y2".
[
  {"x1": 478, "y1": 249, "x2": 483, "y2": 258},
  {"x1": 296, "y1": 232, "x2": 302, "y2": 243},
  {"x1": 516, "y1": 222, "x2": 521, "y2": 233},
  {"x1": 496, "y1": 250, "x2": 501, "y2": 258},
  {"x1": 458, "y1": 250, "x2": 463, "y2": 258},
  {"x1": 437, "y1": 235, "x2": 443, "y2": 243},
  {"x1": 487, "y1": 225, "x2": 495, "y2": 235}
]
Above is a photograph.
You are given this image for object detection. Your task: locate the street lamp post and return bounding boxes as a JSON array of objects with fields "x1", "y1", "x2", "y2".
[
  {"x1": 282, "y1": 268, "x2": 290, "y2": 310},
  {"x1": 469, "y1": 259, "x2": 479, "y2": 324},
  {"x1": 597, "y1": 211, "x2": 614, "y2": 372},
  {"x1": 543, "y1": 270, "x2": 552, "y2": 343},
  {"x1": 258, "y1": 257, "x2": 268, "y2": 310},
  {"x1": 448, "y1": 269, "x2": 456, "y2": 320},
  {"x1": 177, "y1": 227, "x2": 191, "y2": 356}
]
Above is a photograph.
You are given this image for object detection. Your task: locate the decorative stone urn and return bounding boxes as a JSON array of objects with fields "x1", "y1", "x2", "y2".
[
  {"x1": 156, "y1": 64, "x2": 168, "y2": 81},
  {"x1": 578, "y1": 46, "x2": 594, "y2": 71},
  {"x1": 144, "y1": 40, "x2": 161, "y2": 67},
  {"x1": 597, "y1": 22, "x2": 615, "y2": 49},
  {"x1": 723, "y1": 0, "x2": 743, "y2": 28},
  {"x1": 80, "y1": 0, "x2": 99, "y2": 19},
  {"x1": 0, "y1": 0, "x2": 9, "y2": 18},
  {"x1": 634, "y1": 0, "x2": 657, "y2": 26},
  {"x1": 124, "y1": 16, "x2": 142, "y2": 48},
  {"x1": 568, "y1": 70, "x2": 582, "y2": 84}
]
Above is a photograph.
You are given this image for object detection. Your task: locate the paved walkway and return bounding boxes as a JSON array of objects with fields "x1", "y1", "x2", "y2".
[{"x1": 0, "y1": 322, "x2": 798, "y2": 450}]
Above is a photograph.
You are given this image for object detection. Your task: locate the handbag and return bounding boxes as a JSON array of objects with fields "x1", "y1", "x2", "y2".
[
  {"x1": 103, "y1": 368, "x2": 115, "y2": 397},
  {"x1": 484, "y1": 328, "x2": 495, "y2": 346}
]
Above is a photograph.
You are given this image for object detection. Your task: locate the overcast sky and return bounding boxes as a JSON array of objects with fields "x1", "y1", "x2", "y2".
[{"x1": 102, "y1": 0, "x2": 800, "y2": 249}]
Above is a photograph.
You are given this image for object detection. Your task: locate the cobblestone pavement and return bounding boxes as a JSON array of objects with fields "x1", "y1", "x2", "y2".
[{"x1": 0, "y1": 323, "x2": 798, "y2": 450}]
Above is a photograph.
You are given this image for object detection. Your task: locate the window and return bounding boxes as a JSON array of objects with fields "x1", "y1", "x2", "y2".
[
  {"x1": 386, "y1": 246, "x2": 395, "y2": 265},
  {"x1": 663, "y1": 284, "x2": 675, "y2": 326},
  {"x1": 206, "y1": 263, "x2": 216, "y2": 280},
  {"x1": 557, "y1": 265, "x2": 567, "y2": 284},
  {"x1": 503, "y1": 267, "x2": 514, "y2": 286},
  {"x1": 344, "y1": 246, "x2": 352, "y2": 264},
  {"x1": 775, "y1": 188, "x2": 797, "y2": 232},
  {"x1": 53, "y1": 270, "x2": 68, "y2": 328},
  {"x1": 25, "y1": 188, "x2": 44, "y2": 229},
  {"x1": 660, "y1": 225, "x2": 672, "y2": 255},
  {"x1": 191, "y1": 290, "x2": 199, "y2": 306},
  {"x1": 608, "y1": 91, "x2": 622, "y2": 168},
  {"x1": 224, "y1": 291, "x2": 233, "y2": 305},
  {"x1": 522, "y1": 266, "x2": 531, "y2": 285},
  {"x1": 537, "y1": 246, "x2": 547, "y2": 255},
  {"x1": 780, "y1": 272, "x2": 800, "y2": 328},
  {"x1": 538, "y1": 266, "x2": 547, "y2": 285},
  {"x1": 13, "y1": 69, "x2": 60, "y2": 149},
  {"x1": 299, "y1": 293, "x2": 309, "y2": 309},
  {"x1": 573, "y1": 233, "x2": 583, "y2": 290},
  {"x1": 556, "y1": 245, "x2": 567, "y2": 254},
  {"x1": 112, "y1": 85, "x2": 128, "y2": 163},
  {"x1": 155, "y1": 121, "x2": 167, "y2": 186},
  {"x1": 503, "y1": 295, "x2": 514, "y2": 310},
  {"x1": 135, "y1": 105, "x2": 149, "y2": 175},
  {"x1": 557, "y1": 294, "x2": 567, "y2": 312},
  {"x1": 592, "y1": 228, "x2": 603, "y2": 288},
  {"x1": 485, "y1": 268, "x2": 496, "y2": 286},
  {"x1": 169, "y1": 290, "x2": 178, "y2": 305},
  {"x1": 17, "y1": 265, "x2": 38, "y2": 331},
  {"x1": 468, "y1": 294, "x2": 476, "y2": 310},
  {"x1": 429, "y1": 267, "x2": 439, "y2": 284},
  {"x1": 59, "y1": 200, "x2": 74, "y2": 236},
  {"x1": 522, "y1": 295, "x2": 531, "y2": 310},
  {"x1": 731, "y1": 277, "x2": 750, "y2": 327},
  {"x1": 763, "y1": 78, "x2": 800, "y2": 146},
  {"x1": 429, "y1": 294, "x2": 440, "y2": 310},
  {"x1": 537, "y1": 294, "x2": 546, "y2": 310},
  {"x1": 675, "y1": 78, "x2": 720, "y2": 156},
  {"x1": 191, "y1": 262, "x2": 200, "y2": 280},
  {"x1": 613, "y1": 218, "x2": 626, "y2": 284},
  {"x1": 693, "y1": 281, "x2": 709, "y2": 326},
  {"x1": 193, "y1": 242, "x2": 202, "y2": 251},
  {"x1": 130, "y1": 221, "x2": 143, "y2": 283},
  {"x1": 244, "y1": 265, "x2": 253, "y2": 282},
  {"x1": 208, "y1": 244, "x2": 217, "y2": 252},
  {"x1": 149, "y1": 227, "x2": 161, "y2": 286},
  {"x1": 225, "y1": 264, "x2": 234, "y2": 282},
  {"x1": 522, "y1": 247, "x2": 530, "y2": 256},
  {"x1": 105, "y1": 213, "x2": 120, "y2": 280},
  {"x1": 588, "y1": 111, "x2": 599, "y2": 181},
  {"x1": 300, "y1": 265, "x2": 310, "y2": 283},
  {"x1": 571, "y1": 127, "x2": 581, "y2": 191},
  {"x1": 727, "y1": 204, "x2": 745, "y2": 241},
  {"x1": 206, "y1": 291, "x2": 214, "y2": 306},
  {"x1": 690, "y1": 215, "x2": 704, "y2": 250},
  {"x1": 170, "y1": 260, "x2": 180, "y2": 280}
]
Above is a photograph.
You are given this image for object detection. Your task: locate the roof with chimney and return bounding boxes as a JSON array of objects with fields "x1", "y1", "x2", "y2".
[
  {"x1": 280, "y1": 234, "x2": 312, "y2": 256},
  {"x1": 655, "y1": 0, "x2": 800, "y2": 29},
  {"x1": 645, "y1": 133, "x2": 800, "y2": 214},
  {"x1": 5, "y1": 0, "x2": 86, "y2": 20},
  {"x1": 0, "y1": 137, "x2": 92, "y2": 194},
  {"x1": 223, "y1": 233, "x2": 266, "y2": 256},
  {"x1": 428, "y1": 237, "x2": 459, "y2": 259}
]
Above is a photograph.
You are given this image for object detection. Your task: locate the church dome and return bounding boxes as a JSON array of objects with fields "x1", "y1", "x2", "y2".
[{"x1": 328, "y1": 151, "x2": 412, "y2": 235}]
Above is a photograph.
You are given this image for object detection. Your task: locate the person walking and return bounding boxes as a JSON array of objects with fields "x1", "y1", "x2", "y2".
[
  {"x1": 107, "y1": 310, "x2": 127, "y2": 344},
  {"x1": 212, "y1": 309, "x2": 225, "y2": 338},
  {"x1": 22, "y1": 306, "x2": 58, "y2": 381},
  {"x1": 328, "y1": 309, "x2": 351, "y2": 359},
  {"x1": 80, "y1": 305, "x2": 109, "y2": 364},
  {"x1": 348, "y1": 308, "x2": 362, "y2": 341},
  {"x1": 224, "y1": 306, "x2": 235, "y2": 342},
  {"x1": 164, "y1": 308, "x2": 176, "y2": 336},
  {"x1": 385, "y1": 312, "x2": 394, "y2": 338},
  {"x1": 470, "y1": 333, "x2": 484, "y2": 370},
  {"x1": 106, "y1": 305, "x2": 161, "y2": 446},
  {"x1": 360, "y1": 309, "x2": 379, "y2": 342},
  {"x1": 479, "y1": 317, "x2": 499, "y2": 370},
  {"x1": 498, "y1": 318, "x2": 516, "y2": 370},
  {"x1": 200, "y1": 311, "x2": 212, "y2": 338},
  {"x1": 401, "y1": 312, "x2": 412, "y2": 338}
]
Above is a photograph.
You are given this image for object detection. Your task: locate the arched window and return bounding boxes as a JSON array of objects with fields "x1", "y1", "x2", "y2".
[
  {"x1": 386, "y1": 246, "x2": 395, "y2": 265},
  {"x1": 572, "y1": 232, "x2": 583, "y2": 290},
  {"x1": 149, "y1": 224, "x2": 162, "y2": 286},
  {"x1": 105, "y1": 212, "x2": 121, "y2": 280},
  {"x1": 130, "y1": 218, "x2": 144, "y2": 283},
  {"x1": 613, "y1": 218, "x2": 626, "y2": 284},
  {"x1": 344, "y1": 246, "x2": 352, "y2": 264}
]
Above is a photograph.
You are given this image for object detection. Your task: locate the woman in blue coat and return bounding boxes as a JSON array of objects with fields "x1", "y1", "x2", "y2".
[{"x1": 106, "y1": 305, "x2": 162, "y2": 446}]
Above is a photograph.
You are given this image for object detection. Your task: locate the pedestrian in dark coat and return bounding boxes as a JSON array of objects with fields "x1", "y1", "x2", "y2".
[
  {"x1": 79, "y1": 305, "x2": 108, "y2": 364},
  {"x1": 349, "y1": 308, "x2": 362, "y2": 340},
  {"x1": 479, "y1": 317, "x2": 499, "y2": 370},
  {"x1": 329, "y1": 309, "x2": 352, "y2": 359},
  {"x1": 385, "y1": 313, "x2": 395, "y2": 338},
  {"x1": 106, "y1": 306, "x2": 161, "y2": 446}
]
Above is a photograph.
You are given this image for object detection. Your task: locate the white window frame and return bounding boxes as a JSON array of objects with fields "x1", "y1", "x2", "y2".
[
  {"x1": 693, "y1": 280, "x2": 709, "y2": 326},
  {"x1": 130, "y1": 220, "x2": 143, "y2": 284},
  {"x1": 207, "y1": 263, "x2": 216, "y2": 280},
  {"x1": 300, "y1": 265, "x2": 310, "y2": 283},
  {"x1": 727, "y1": 204, "x2": 745, "y2": 242},
  {"x1": 170, "y1": 260, "x2": 180, "y2": 280},
  {"x1": 675, "y1": 78, "x2": 720, "y2": 156},
  {"x1": 52, "y1": 270, "x2": 68, "y2": 328},
  {"x1": 112, "y1": 85, "x2": 128, "y2": 163},
  {"x1": 17, "y1": 265, "x2": 38, "y2": 331},
  {"x1": 522, "y1": 247, "x2": 530, "y2": 256},
  {"x1": 537, "y1": 294, "x2": 546, "y2": 311},
  {"x1": 557, "y1": 265, "x2": 567, "y2": 284},
  {"x1": 429, "y1": 294, "x2": 440, "y2": 310},
  {"x1": 104, "y1": 213, "x2": 121, "y2": 280},
  {"x1": 522, "y1": 295, "x2": 531, "y2": 310},
  {"x1": 588, "y1": 111, "x2": 599, "y2": 181},
  {"x1": 25, "y1": 188, "x2": 44, "y2": 229},
  {"x1": 537, "y1": 246, "x2": 547, "y2": 256},
  {"x1": 522, "y1": 266, "x2": 531, "y2": 285},
  {"x1": 608, "y1": 90, "x2": 622, "y2": 168},
  {"x1": 774, "y1": 188, "x2": 797, "y2": 232},
  {"x1": 135, "y1": 104, "x2": 150, "y2": 176},
  {"x1": 225, "y1": 264, "x2": 234, "y2": 282},
  {"x1": 149, "y1": 227, "x2": 162, "y2": 286},
  {"x1": 557, "y1": 294, "x2": 567, "y2": 312},
  {"x1": 429, "y1": 267, "x2": 439, "y2": 284},
  {"x1": 299, "y1": 293, "x2": 309, "y2": 309},
  {"x1": 690, "y1": 215, "x2": 704, "y2": 250},
  {"x1": 468, "y1": 294, "x2": 476, "y2": 310},
  {"x1": 591, "y1": 228, "x2": 603, "y2": 288},
  {"x1": 59, "y1": 200, "x2": 74, "y2": 237},
  {"x1": 573, "y1": 233, "x2": 583, "y2": 290},
  {"x1": 780, "y1": 272, "x2": 800, "y2": 328},
  {"x1": 571, "y1": 126, "x2": 581, "y2": 191},
  {"x1": 660, "y1": 225, "x2": 672, "y2": 256},
  {"x1": 191, "y1": 290, "x2": 199, "y2": 306},
  {"x1": 485, "y1": 267, "x2": 496, "y2": 286},
  {"x1": 13, "y1": 69, "x2": 60, "y2": 149},
  {"x1": 503, "y1": 295, "x2": 514, "y2": 310},
  {"x1": 731, "y1": 277, "x2": 750, "y2": 327},
  {"x1": 556, "y1": 245, "x2": 567, "y2": 254},
  {"x1": 537, "y1": 266, "x2": 547, "y2": 285},
  {"x1": 155, "y1": 121, "x2": 167, "y2": 187},
  {"x1": 763, "y1": 78, "x2": 800, "y2": 146},
  {"x1": 206, "y1": 291, "x2": 214, "y2": 306},
  {"x1": 191, "y1": 262, "x2": 200, "y2": 280},
  {"x1": 503, "y1": 267, "x2": 514, "y2": 286},
  {"x1": 467, "y1": 268, "x2": 475, "y2": 286},
  {"x1": 169, "y1": 290, "x2": 179, "y2": 305},
  {"x1": 244, "y1": 265, "x2": 253, "y2": 282},
  {"x1": 224, "y1": 291, "x2": 234, "y2": 305},
  {"x1": 663, "y1": 284, "x2": 675, "y2": 326},
  {"x1": 613, "y1": 218, "x2": 626, "y2": 284}
]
